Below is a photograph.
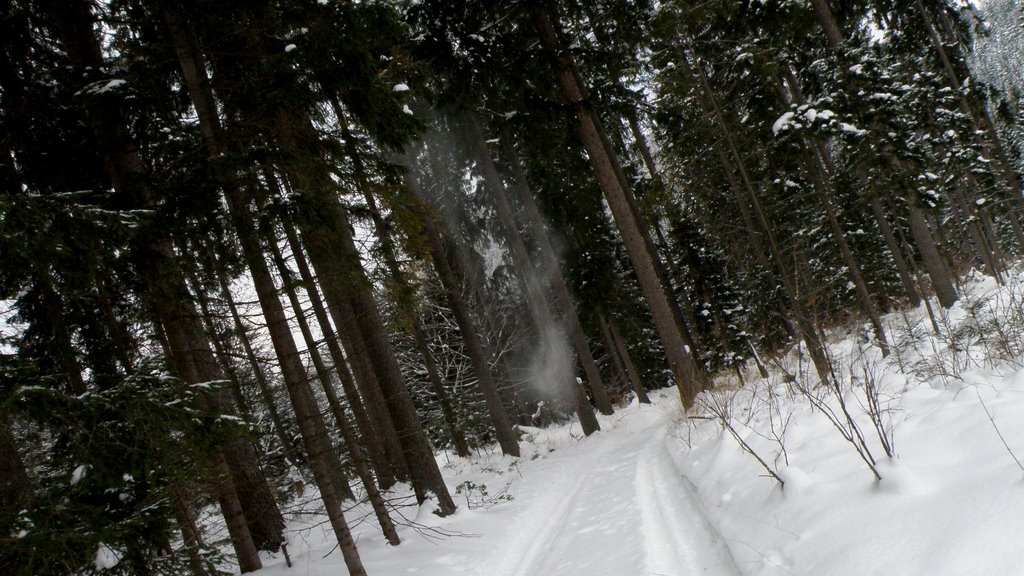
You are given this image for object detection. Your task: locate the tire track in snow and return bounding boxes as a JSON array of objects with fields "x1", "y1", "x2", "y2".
[{"x1": 636, "y1": 433, "x2": 744, "y2": 576}]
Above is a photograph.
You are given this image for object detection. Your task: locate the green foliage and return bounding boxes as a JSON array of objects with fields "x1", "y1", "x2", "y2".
[{"x1": 0, "y1": 359, "x2": 239, "y2": 575}]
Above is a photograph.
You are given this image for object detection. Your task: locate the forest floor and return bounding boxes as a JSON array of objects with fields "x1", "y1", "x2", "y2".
[{"x1": 244, "y1": 271, "x2": 1024, "y2": 576}]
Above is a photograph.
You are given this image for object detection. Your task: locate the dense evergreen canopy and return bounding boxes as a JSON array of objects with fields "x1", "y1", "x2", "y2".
[{"x1": 1, "y1": 0, "x2": 1021, "y2": 573}]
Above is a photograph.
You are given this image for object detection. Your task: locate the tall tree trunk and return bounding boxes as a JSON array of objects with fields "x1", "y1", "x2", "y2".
[
  {"x1": 600, "y1": 314, "x2": 650, "y2": 404},
  {"x1": 35, "y1": 273, "x2": 85, "y2": 395},
  {"x1": 333, "y1": 109, "x2": 471, "y2": 458},
  {"x1": 907, "y1": 204, "x2": 959, "y2": 308},
  {"x1": 499, "y1": 131, "x2": 603, "y2": 434},
  {"x1": 185, "y1": 261, "x2": 253, "y2": 422},
  {"x1": 532, "y1": 7, "x2": 704, "y2": 408},
  {"x1": 214, "y1": 263, "x2": 301, "y2": 466},
  {"x1": 869, "y1": 198, "x2": 921, "y2": 307},
  {"x1": 163, "y1": 9, "x2": 367, "y2": 569},
  {"x1": 153, "y1": 288, "x2": 272, "y2": 569},
  {"x1": 399, "y1": 154, "x2": 520, "y2": 457},
  {"x1": 170, "y1": 489, "x2": 207, "y2": 574},
  {"x1": 273, "y1": 111, "x2": 455, "y2": 513},
  {"x1": 780, "y1": 69, "x2": 890, "y2": 356},
  {"x1": 676, "y1": 26, "x2": 835, "y2": 386},
  {"x1": 949, "y1": 183, "x2": 1004, "y2": 282},
  {"x1": 49, "y1": 3, "x2": 276, "y2": 567},
  {"x1": 266, "y1": 227, "x2": 400, "y2": 544},
  {"x1": 464, "y1": 116, "x2": 613, "y2": 415},
  {"x1": 808, "y1": 0, "x2": 845, "y2": 46},
  {"x1": 277, "y1": 215, "x2": 403, "y2": 485},
  {"x1": 0, "y1": 422, "x2": 31, "y2": 513},
  {"x1": 270, "y1": 174, "x2": 412, "y2": 486},
  {"x1": 716, "y1": 149, "x2": 799, "y2": 341}
]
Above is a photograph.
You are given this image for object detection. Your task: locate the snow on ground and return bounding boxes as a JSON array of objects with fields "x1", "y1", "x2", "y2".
[{"x1": 247, "y1": 271, "x2": 1024, "y2": 576}]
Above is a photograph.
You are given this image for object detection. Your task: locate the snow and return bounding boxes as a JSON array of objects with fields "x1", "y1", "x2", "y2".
[
  {"x1": 840, "y1": 122, "x2": 867, "y2": 136},
  {"x1": 94, "y1": 543, "x2": 121, "y2": 570},
  {"x1": 772, "y1": 112, "x2": 795, "y2": 135},
  {"x1": 402, "y1": 104, "x2": 414, "y2": 115},
  {"x1": 803, "y1": 108, "x2": 835, "y2": 122},
  {"x1": 393, "y1": 83, "x2": 410, "y2": 92},
  {"x1": 222, "y1": 271, "x2": 1024, "y2": 576},
  {"x1": 284, "y1": 44, "x2": 297, "y2": 53},
  {"x1": 83, "y1": 79, "x2": 127, "y2": 95},
  {"x1": 71, "y1": 464, "x2": 87, "y2": 485}
]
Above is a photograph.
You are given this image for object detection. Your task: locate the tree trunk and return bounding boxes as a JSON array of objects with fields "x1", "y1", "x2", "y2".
[
  {"x1": 49, "y1": 3, "x2": 274, "y2": 567},
  {"x1": 267, "y1": 228, "x2": 399, "y2": 544},
  {"x1": 333, "y1": 108, "x2": 471, "y2": 458},
  {"x1": 277, "y1": 216, "x2": 403, "y2": 485},
  {"x1": 170, "y1": 489, "x2": 207, "y2": 575},
  {"x1": 163, "y1": 8, "x2": 365, "y2": 567},
  {"x1": 399, "y1": 155, "x2": 520, "y2": 457},
  {"x1": 808, "y1": 0, "x2": 845, "y2": 46},
  {"x1": 676, "y1": 25, "x2": 835, "y2": 386},
  {"x1": 907, "y1": 204, "x2": 959, "y2": 308},
  {"x1": 274, "y1": 171, "x2": 413, "y2": 483},
  {"x1": 464, "y1": 116, "x2": 614, "y2": 415},
  {"x1": 0, "y1": 422, "x2": 31, "y2": 512},
  {"x1": 949, "y1": 183, "x2": 1003, "y2": 281},
  {"x1": 869, "y1": 198, "x2": 921, "y2": 307},
  {"x1": 780, "y1": 69, "x2": 890, "y2": 356},
  {"x1": 214, "y1": 264, "x2": 301, "y2": 466},
  {"x1": 910, "y1": 0, "x2": 1023, "y2": 251},
  {"x1": 600, "y1": 314, "x2": 650, "y2": 404},
  {"x1": 272, "y1": 110, "x2": 454, "y2": 513},
  {"x1": 532, "y1": 7, "x2": 704, "y2": 408},
  {"x1": 499, "y1": 131, "x2": 603, "y2": 434}
]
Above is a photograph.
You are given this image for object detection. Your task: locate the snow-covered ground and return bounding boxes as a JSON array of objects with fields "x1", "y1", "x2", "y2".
[{"x1": 247, "y1": 272, "x2": 1024, "y2": 576}]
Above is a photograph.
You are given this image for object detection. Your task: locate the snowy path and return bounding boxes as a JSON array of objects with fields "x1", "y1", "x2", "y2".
[{"x1": 483, "y1": 405, "x2": 742, "y2": 576}]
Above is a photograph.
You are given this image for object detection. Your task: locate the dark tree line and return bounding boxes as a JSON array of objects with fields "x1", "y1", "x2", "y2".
[{"x1": 1, "y1": 0, "x2": 1021, "y2": 573}]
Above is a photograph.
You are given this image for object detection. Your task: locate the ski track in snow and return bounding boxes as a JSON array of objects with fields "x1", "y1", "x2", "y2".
[
  {"x1": 483, "y1": 407, "x2": 741, "y2": 576},
  {"x1": 636, "y1": 435, "x2": 743, "y2": 576}
]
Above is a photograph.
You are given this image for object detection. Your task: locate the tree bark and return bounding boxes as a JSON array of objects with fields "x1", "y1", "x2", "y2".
[
  {"x1": 779, "y1": 69, "x2": 890, "y2": 356},
  {"x1": 333, "y1": 109, "x2": 471, "y2": 458},
  {"x1": 273, "y1": 111, "x2": 455, "y2": 513},
  {"x1": 675, "y1": 25, "x2": 835, "y2": 386},
  {"x1": 277, "y1": 215, "x2": 403, "y2": 485},
  {"x1": 0, "y1": 422, "x2": 31, "y2": 513},
  {"x1": 532, "y1": 7, "x2": 704, "y2": 408},
  {"x1": 600, "y1": 314, "x2": 650, "y2": 404},
  {"x1": 499, "y1": 132, "x2": 603, "y2": 434},
  {"x1": 267, "y1": 228, "x2": 400, "y2": 544},
  {"x1": 214, "y1": 263, "x2": 301, "y2": 466},
  {"x1": 49, "y1": 3, "x2": 274, "y2": 567},
  {"x1": 907, "y1": 204, "x2": 959, "y2": 308},
  {"x1": 869, "y1": 198, "x2": 921, "y2": 307},
  {"x1": 164, "y1": 7, "x2": 368, "y2": 566},
  {"x1": 464, "y1": 116, "x2": 613, "y2": 415},
  {"x1": 399, "y1": 154, "x2": 520, "y2": 457}
]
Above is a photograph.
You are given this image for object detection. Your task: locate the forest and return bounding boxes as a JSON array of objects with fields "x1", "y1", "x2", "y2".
[{"x1": 2, "y1": 0, "x2": 1023, "y2": 574}]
